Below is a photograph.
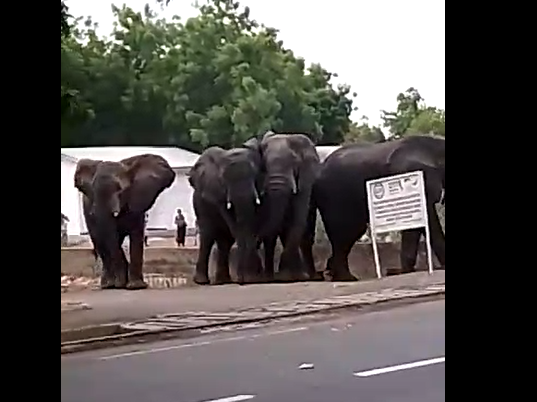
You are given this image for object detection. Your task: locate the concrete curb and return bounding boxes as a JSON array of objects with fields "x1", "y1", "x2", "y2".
[{"x1": 61, "y1": 285, "x2": 445, "y2": 355}]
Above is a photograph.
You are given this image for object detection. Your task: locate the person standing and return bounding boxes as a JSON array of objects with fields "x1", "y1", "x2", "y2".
[
  {"x1": 61, "y1": 212, "x2": 69, "y2": 229},
  {"x1": 61, "y1": 212, "x2": 69, "y2": 246},
  {"x1": 174, "y1": 208, "x2": 187, "y2": 247}
]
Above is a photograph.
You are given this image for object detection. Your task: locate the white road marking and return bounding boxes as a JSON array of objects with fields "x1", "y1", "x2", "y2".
[
  {"x1": 354, "y1": 356, "x2": 445, "y2": 377},
  {"x1": 98, "y1": 327, "x2": 308, "y2": 361},
  {"x1": 199, "y1": 395, "x2": 256, "y2": 402}
]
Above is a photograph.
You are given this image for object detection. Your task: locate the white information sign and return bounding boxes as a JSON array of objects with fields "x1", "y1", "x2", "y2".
[{"x1": 366, "y1": 171, "x2": 434, "y2": 279}]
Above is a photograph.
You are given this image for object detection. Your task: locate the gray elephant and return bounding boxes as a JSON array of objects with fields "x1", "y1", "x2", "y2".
[
  {"x1": 188, "y1": 140, "x2": 264, "y2": 285},
  {"x1": 302, "y1": 135, "x2": 445, "y2": 281},
  {"x1": 255, "y1": 131, "x2": 322, "y2": 282},
  {"x1": 74, "y1": 154, "x2": 175, "y2": 290}
]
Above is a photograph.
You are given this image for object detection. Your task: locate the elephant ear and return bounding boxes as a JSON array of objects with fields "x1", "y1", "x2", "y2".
[
  {"x1": 74, "y1": 159, "x2": 101, "y2": 198},
  {"x1": 189, "y1": 147, "x2": 228, "y2": 205},
  {"x1": 262, "y1": 130, "x2": 276, "y2": 141},
  {"x1": 243, "y1": 137, "x2": 263, "y2": 167},
  {"x1": 243, "y1": 137, "x2": 260, "y2": 151},
  {"x1": 120, "y1": 154, "x2": 176, "y2": 213},
  {"x1": 187, "y1": 163, "x2": 201, "y2": 190}
]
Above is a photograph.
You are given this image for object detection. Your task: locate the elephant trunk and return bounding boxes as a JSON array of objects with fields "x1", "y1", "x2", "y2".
[
  {"x1": 260, "y1": 189, "x2": 291, "y2": 240},
  {"x1": 259, "y1": 172, "x2": 296, "y2": 239},
  {"x1": 94, "y1": 211, "x2": 123, "y2": 265}
]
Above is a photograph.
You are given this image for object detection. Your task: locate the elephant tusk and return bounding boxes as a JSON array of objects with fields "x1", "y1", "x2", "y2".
[
  {"x1": 253, "y1": 187, "x2": 261, "y2": 205},
  {"x1": 291, "y1": 178, "x2": 298, "y2": 195},
  {"x1": 113, "y1": 212, "x2": 119, "y2": 217},
  {"x1": 227, "y1": 202, "x2": 232, "y2": 210}
]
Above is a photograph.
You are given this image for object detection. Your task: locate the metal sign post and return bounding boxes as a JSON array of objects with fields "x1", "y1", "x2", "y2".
[{"x1": 366, "y1": 171, "x2": 433, "y2": 279}]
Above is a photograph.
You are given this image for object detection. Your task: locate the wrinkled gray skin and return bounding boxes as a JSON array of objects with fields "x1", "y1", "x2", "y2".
[
  {"x1": 302, "y1": 135, "x2": 445, "y2": 281},
  {"x1": 74, "y1": 154, "x2": 175, "y2": 290},
  {"x1": 255, "y1": 132, "x2": 322, "y2": 282},
  {"x1": 188, "y1": 140, "x2": 264, "y2": 285}
]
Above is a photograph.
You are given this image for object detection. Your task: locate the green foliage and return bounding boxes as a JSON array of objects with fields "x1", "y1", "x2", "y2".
[
  {"x1": 60, "y1": 0, "x2": 356, "y2": 151},
  {"x1": 61, "y1": 1, "x2": 70, "y2": 38},
  {"x1": 344, "y1": 116, "x2": 385, "y2": 144},
  {"x1": 381, "y1": 87, "x2": 445, "y2": 138}
]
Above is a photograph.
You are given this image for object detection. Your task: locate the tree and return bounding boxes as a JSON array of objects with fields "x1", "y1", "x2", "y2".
[
  {"x1": 60, "y1": 0, "x2": 356, "y2": 151},
  {"x1": 407, "y1": 107, "x2": 445, "y2": 137},
  {"x1": 344, "y1": 116, "x2": 385, "y2": 144},
  {"x1": 381, "y1": 87, "x2": 445, "y2": 138},
  {"x1": 61, "y1": 1, "x2": 70, "y2": 38}
]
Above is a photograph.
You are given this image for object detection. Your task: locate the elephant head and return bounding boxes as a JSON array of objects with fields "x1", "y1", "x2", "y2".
[
  {"x1": 74, "y1": 154, "x2": 175, "y2": 226},
  {"x1": 256, "y1": 132, "x2": 320, "y2": 239},
  {"x1": 390, "y1": 135, "x2": 445, "y2": 205},
  {"x1": 189, "y1": 141, "x2": 262, "y2": 243}
]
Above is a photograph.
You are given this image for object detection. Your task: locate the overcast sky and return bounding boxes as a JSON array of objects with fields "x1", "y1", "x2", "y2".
[{"x1": 66, "y1": 0, "x2": 445, "y2": 125}]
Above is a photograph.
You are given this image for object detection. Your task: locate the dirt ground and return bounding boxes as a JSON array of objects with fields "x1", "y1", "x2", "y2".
[
  {"x1": 68, "y1": 235, "x2": 199, "y2": 249},
  {"x1": 61, "y1": 271, "x2": 446, "y2": 330},
  {"x1": 61, "y1": 241, "x2": 434, "y2": 286}
]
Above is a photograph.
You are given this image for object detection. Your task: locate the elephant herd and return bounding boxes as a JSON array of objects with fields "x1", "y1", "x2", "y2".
[{"x1": 74, "y1": 132, "x2": 445, "y2": 290}]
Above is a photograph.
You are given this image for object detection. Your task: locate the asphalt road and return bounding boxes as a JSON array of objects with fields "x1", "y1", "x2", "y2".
[{"x1": 61, "y1": 299, "x2": 445, "y2": 402}]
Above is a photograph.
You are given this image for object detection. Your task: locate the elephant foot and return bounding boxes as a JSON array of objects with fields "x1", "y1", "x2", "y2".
[
  {"x1": 100, "y1": 276, "x2": 116, "y2": 290},
  {"x1": 307, "y1": 271, "x2": 325, "y2": 282},
  {"x1": 193, "y1": 273, "x2": 211, "y2": 286},
  {"x1": 263, "y1": 271, "x2": 275, "y2": 283},
  {"x1": 324, "y1": 270, "x2": 359, "y2": 282},
  {"x1": 274, "y1": 270, "x2": 309, "y2": 283},
  {"x1": 236, "y1": 273, "x2": 265, "y2": 286},
  {"x1": 114, "y1": 278, "x2": 128, "y2": 289},
  {"x1": 386, "y1": 267, "x2": 416, "y2": 276},
  {"x1": 126, "y1": 279, "x2": 149, "y2": 290},
  {"x1": 213, "y1": 273, "x2": 233, "y2": 286}
]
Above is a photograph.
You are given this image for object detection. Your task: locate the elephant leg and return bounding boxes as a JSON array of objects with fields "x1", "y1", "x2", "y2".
[
  {"x1": 93, "y1": 243, "x2": 115, "y2": 289},
  {"x1": 127, "y1": 218, "x2": 148, "y2": 290},
  {"x1": 237, "y1": 250, "x2": 264, "y2": 285},
  {"x1": 322, "y1": 207, "x2": 364, "y2": 282},
  {"x1": 278, "y1": 194, "x2": 310, "y2": 281},
  {"x1": 299, "y1": 204, "x2": 323, "y2": 281},
  {"x1": 87, "y1": 222, "x2": 115, "y2": 289},
  {"x1": 194, "y1": 230, "x2": 216, "y2": 285},
  {"x1": 400, "y1": 229, "x2": 422, "y2": 274},
  {"x1": 428, "y1": 203, "x2": 446, "y2": 268},
  {"x1": 326, "y1": 239, "x2": 360, "y2": 282},
  {"x1": 214, "y1": 235, "x2": 233, "y2": 285},
  {"x1": 263, "y1": 236, "x2": 277, "y2": 282},
  {"x1": 400, "y1": 203, "x2": 445, "y2": 273},
  {"x1": 276, "y1": 232, "x2": 308, "y2": 282},
  {"x1": 98, "y1": 249, "x2": 116, "y2": 289},
  {"x1": 114, "y1": 232, "x2": 129, "y2": 289},
  {"x1": 234, "y1": 237, "x2": 263, "y2": 285}
]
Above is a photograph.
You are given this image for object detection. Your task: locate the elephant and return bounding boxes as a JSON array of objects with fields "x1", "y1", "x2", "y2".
[
  {"x1": 301, "y1": 135, "x2": 445, "y2": 281},
  {"x1": 74, "y1": 154, "x2": 175, "y2": 290},
  {"x1": 188, "y1": 139, "x2": 264, "y2": 285},
  {"x1": 255, "y1": 131, "x2": 322, "y2": 282}
]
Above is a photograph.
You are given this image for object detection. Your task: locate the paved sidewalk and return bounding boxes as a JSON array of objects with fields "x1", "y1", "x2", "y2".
[{"x1": 61, "y1": 271, "x2": 445, "y2": 331}]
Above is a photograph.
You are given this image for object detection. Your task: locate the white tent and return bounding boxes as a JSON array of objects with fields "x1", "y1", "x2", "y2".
[
  {"x1": 61, "y1": 146, "x2": 200, "y2": 236},
  {"x1": 316, "y1": 145, "x2": 341, "y2": 162}
]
